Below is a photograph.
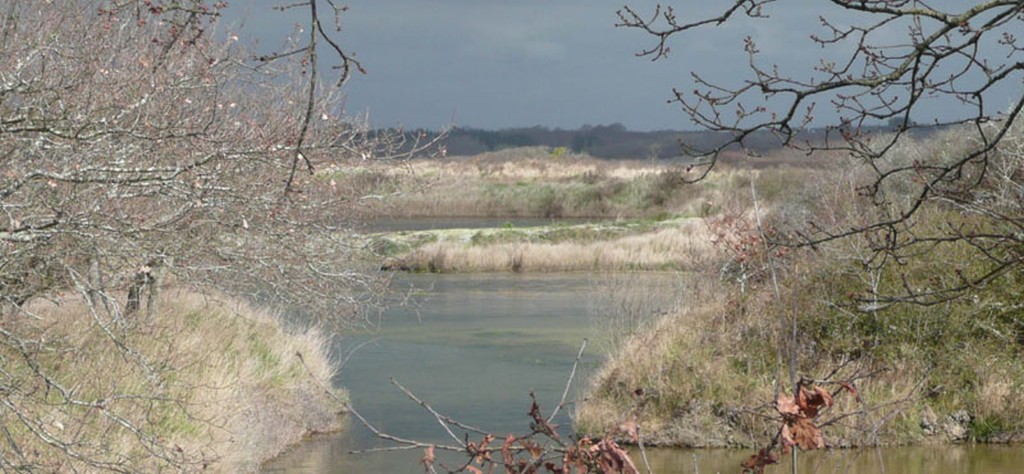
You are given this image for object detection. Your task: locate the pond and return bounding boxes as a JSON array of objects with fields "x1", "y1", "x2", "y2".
[{"x1": 262, "y1": 273, "x2": 1023, "y2": 473}]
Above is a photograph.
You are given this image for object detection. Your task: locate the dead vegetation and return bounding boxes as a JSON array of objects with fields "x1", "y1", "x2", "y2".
[
  {"x1": 349, "y1": 147, "x2": 827, "y2": 221},
  {"x1": 383, "y1": 220, "x2": 713, "y2": 273},
  {"x1": 4, "y1": 290, "x2": 344, "y2": 472},
  {"x1": 578, "y1": 121, "x2": 1024, "y2": 470}
]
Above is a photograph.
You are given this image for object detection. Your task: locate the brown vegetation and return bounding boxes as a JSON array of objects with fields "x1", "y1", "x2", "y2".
[
  {"x1": 352, "y1": 147, "x2": 828, "y2": 220},
  {"x1": 386, "y1": 220, "x2": 713, "y2": 273},
  {"x1": 6, "y1": 290, "x2": 344, "y2": 472},
  {"x1": 362, "y1": 151, "x2": 830, "y2": 275},
  {"x1": 578, "y1": 121, "x2": 1024, "y2": 456}
]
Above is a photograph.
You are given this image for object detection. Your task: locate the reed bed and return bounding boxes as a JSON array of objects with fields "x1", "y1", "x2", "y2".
[
  {"x1": 391, "y1": 220, "x2": 714, "y2": 273},
  {"x1": 331, "y1": 148, "x2": 801, "y2": 219}
]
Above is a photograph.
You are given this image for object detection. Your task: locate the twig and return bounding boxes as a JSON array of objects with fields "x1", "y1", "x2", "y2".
[
  {"x1": 347, "y1": 445, "x2": 422, "y2": 455},
  {"x1": 294, "y1": 351, "x2": 463, "y2": 453},
  {"x1": 547, "y1": 338, "x2": 587, "y2": 424},
  {"x1": 386, "y1": 379, "x2": 488, "y2": 434},
  {"x1": 335, "y1": 337, "x2": 378, "y2": 374},
  {"x1": 346, "y1": 404, "x2": 464, "y2": 453},
  {"x1": 637, "y1": 425, "x2": 654, "y2": 474},
  {"x1": 390, "y1": 377, "x2": 465, "y2": 447}
]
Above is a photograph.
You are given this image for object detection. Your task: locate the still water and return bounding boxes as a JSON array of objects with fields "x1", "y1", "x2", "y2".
[{"x1": 263, "y1": 273, "x2": 1024, "y2": 473}]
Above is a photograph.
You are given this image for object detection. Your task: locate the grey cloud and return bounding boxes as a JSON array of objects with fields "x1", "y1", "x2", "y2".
[{"x1": 221, "y1": 1, "x2": 1017, "y2": 131}]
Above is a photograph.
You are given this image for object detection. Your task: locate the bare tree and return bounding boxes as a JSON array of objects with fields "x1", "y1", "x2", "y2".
[
  {"x1": 0, "y1": 0, "x2": 443, "y2": 323},
  {"x1": 618, "y1": 1, "x2": 1024, "y2": 305},
  {"x1": 0, "y1": 0, "x2": 440, "y2": 470}
]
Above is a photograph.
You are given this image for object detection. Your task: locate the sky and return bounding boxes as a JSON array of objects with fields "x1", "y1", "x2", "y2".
[{"x1": 220, "y1": 1, "x2": 1022, "y2": 132}]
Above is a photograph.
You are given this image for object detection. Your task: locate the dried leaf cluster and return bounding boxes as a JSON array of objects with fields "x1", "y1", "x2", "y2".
[
  {"x1": 742, "y1": 380, "x2": 858, "y2": 473},
  {"x1": 415, "y1": 394, "x2": 643, "y2": 474}
]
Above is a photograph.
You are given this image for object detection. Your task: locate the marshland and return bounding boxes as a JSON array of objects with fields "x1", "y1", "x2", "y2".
[
  {"x1": 267, "y1": 118, "x2": 1024, "y2": 473},
  {"x1": 5, "y1": 2, "x2": 1024, "y2": 474}
]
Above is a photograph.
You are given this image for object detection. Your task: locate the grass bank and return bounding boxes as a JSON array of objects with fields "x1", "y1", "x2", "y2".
[
  {"x1": 577, "y1": 122, "x2": 1024, "y2": 448},
  {"x1": 578, "y1": 251, "x2": 1024, "y2": 448},
  {"x1": 4, "y1": 290, "x2": 345, "y2": 472}
]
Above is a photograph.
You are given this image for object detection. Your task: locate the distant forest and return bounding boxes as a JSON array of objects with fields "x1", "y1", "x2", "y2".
[{"x1": 388, "y1": 121, "x2": 942, "y2": 160}]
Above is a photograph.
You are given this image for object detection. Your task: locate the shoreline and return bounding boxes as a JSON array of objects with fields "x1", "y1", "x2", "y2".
[{"x1": 9, "y1": 290, "x2": 347, "y2": 473}]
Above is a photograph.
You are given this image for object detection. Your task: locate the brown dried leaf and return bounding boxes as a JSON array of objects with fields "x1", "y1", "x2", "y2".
[
  {"x1": 595, "y1": 438, "x2": 640, "y2": 474},
  {"x1": 790, "y1": 417, "x2": 825, "y2": 451},
  {"x1": 815, "y1": 386, "x2": 834, "y2": 406},
  {"x1": 568, "y1": 437, "x2": 592, "y2": 472},
  {"x1": 780, "y1": 423, "x2": 794, "y2": 454},
  {"x1": 838, "y1": 381, "x2": 860, "y2": 401},
  {"x1": 470, "y1": 434, "x2": 495, "y2": 464},
  {"x1": 521, "y1": 439, "x2": 543, "y2": 460},
  {"x1": 528, "y1": 394, "x2": 560, "y2": 440},
  {"x1": 466, "y1": 467, "x2": 483, "y2": 474},
  {"x1": 501, "y1": 434, "x2": 516, "y2": 471},
  {"x1": 776, "y1": 395, "x2": 800, "y2": 416},
  {"x1": 741, "y1": 447, "x2": 779, "y2": 474},
  {"x1": 798, "y1": 385, "x2": 833, "y2": 418}
]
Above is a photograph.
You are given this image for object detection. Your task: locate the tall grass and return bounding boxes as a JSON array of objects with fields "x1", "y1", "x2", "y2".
[
  {"x1": 389, "y1": 220, "x2": 715, "y2": 273},
  {"x1": 579, "y1": 121, "x2": 1024, "y2": 448},
  {"x1": 337, "y1": 148, "x2": 823, "y2": 219},
  {"x1": 587, "y1": 273, "x2": 685, "y2": 355},
  {"x1": 4, "y1": 290, "x2": 345, "y2": 472}
]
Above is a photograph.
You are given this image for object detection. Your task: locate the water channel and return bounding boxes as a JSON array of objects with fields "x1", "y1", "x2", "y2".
[
  {"x1": 261, "y1": 272, "x2": 1024, "y2": 473},
  {"x1": 263, "y1": 219, "x2": 1023, "y2": 473},
  {"x1": 262, "y1": 272, "x2": 678, "y2": 472}
]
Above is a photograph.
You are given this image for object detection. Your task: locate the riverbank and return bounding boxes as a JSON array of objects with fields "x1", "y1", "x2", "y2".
[
  {"x1": 331, "y1": 146, "x2": 828, "y2": 222},
  {"x1": 576, "y1": 123, "x2": 1024, "y2": 449},
  {"x1": 8, "y1": 290, "x2": 346, "y2": 472},
  {"x1": 576, "y1": 257, "x2": 1024, "y2": 448}
]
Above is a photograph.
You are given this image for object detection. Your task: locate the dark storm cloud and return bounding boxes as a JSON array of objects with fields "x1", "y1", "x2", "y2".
[
  {"x1": 332, "y1": 0, "x2": 699, "y2": 130},
  {"x1": 221, "y1": 1, "x2": 1019, "y2": 131},
  {"x1": 222, "y1": 1, "x2": 738, "y2": 130}
]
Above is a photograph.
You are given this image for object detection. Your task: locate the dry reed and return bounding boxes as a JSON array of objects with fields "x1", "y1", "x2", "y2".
[
  {"x1": 7, "y1": 290, "x2": 345, "y2": 472},
  {"x1": 394, "y1": 220, "x2": 715, "y2": 273}
]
